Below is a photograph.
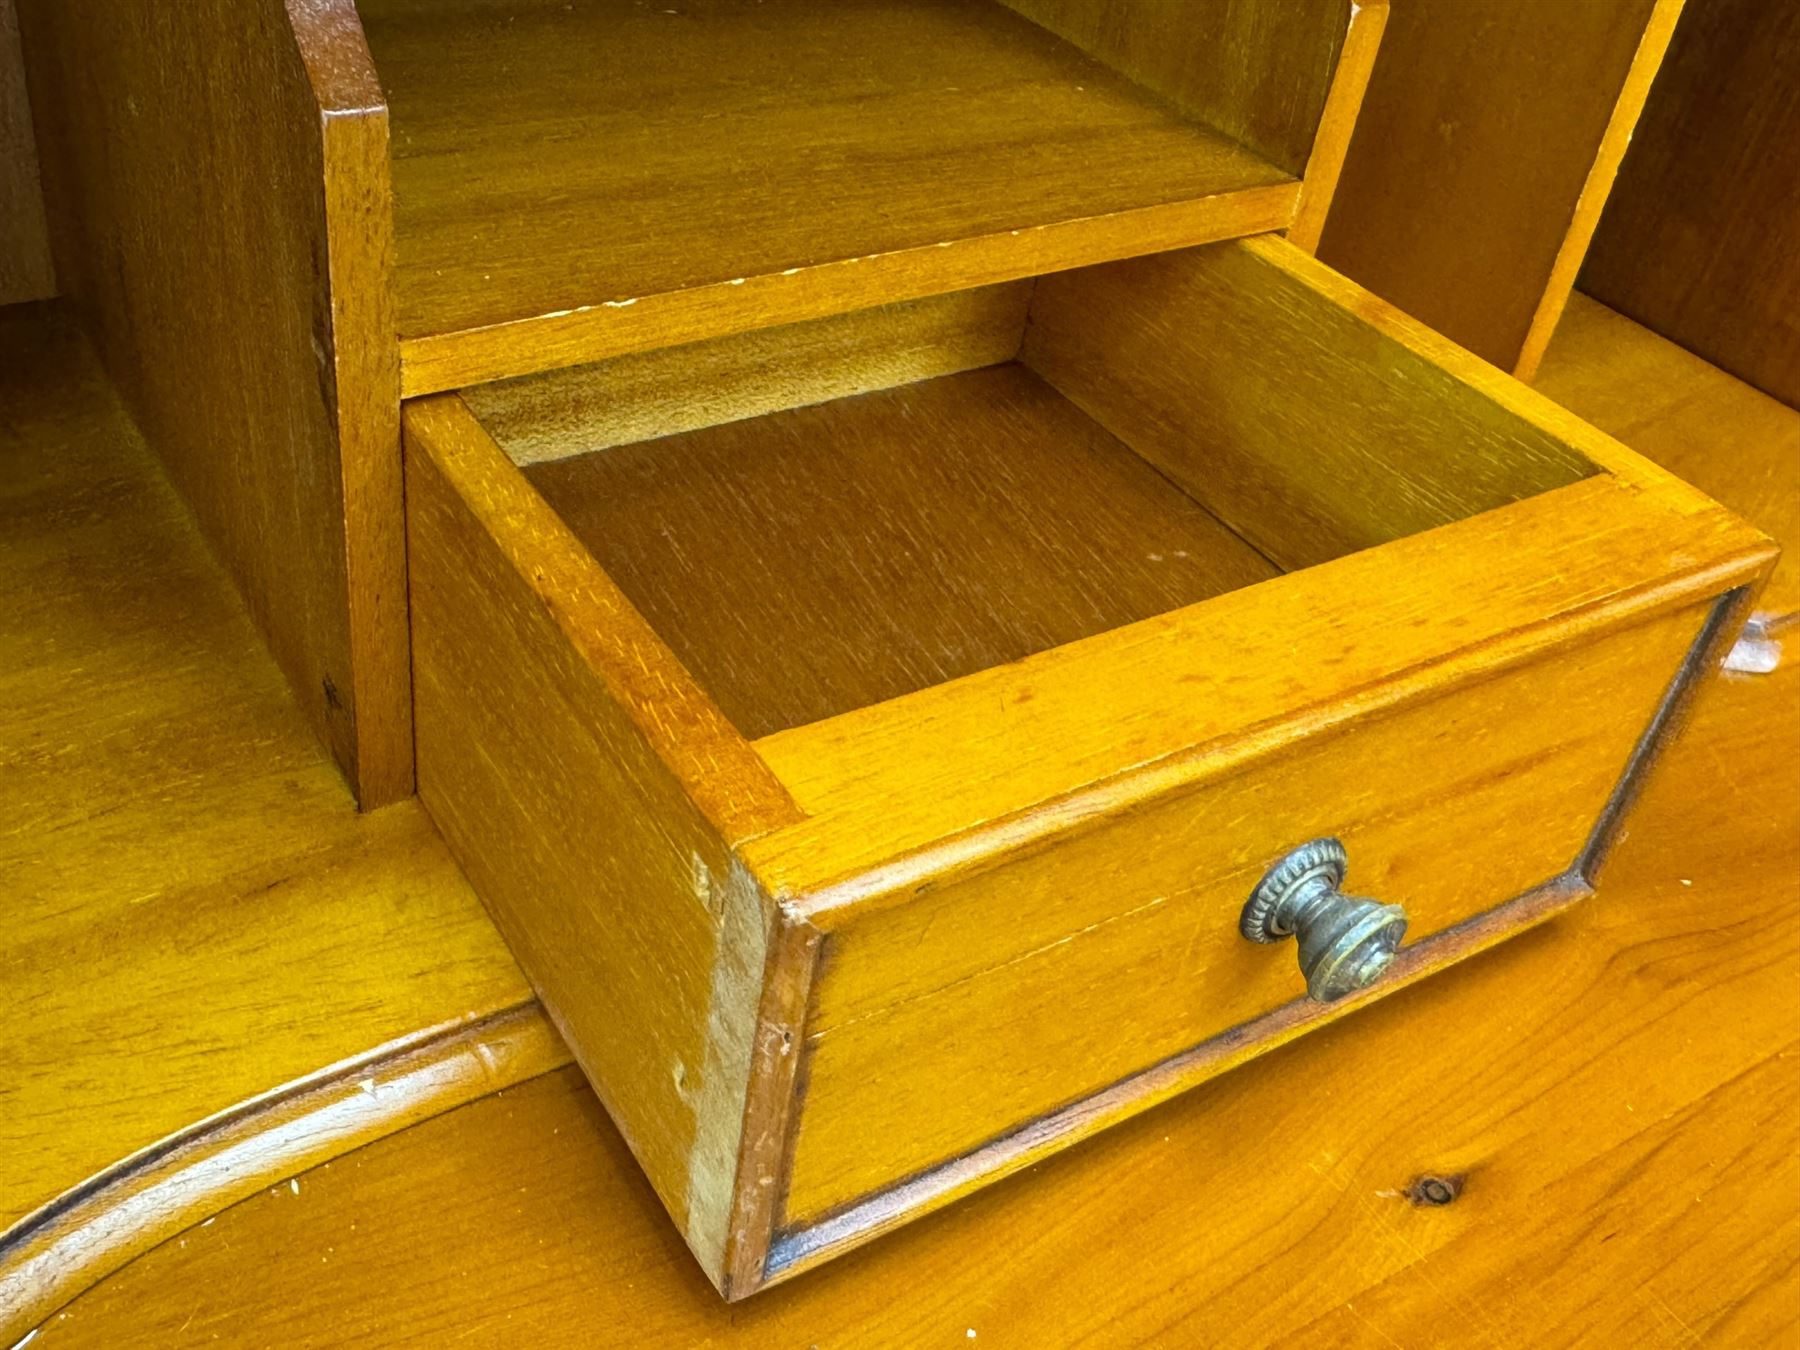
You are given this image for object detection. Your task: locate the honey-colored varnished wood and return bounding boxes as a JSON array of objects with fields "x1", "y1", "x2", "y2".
[
  {"x1": 470, "y1": 284, "x2": 1034, "y2": 467},
  {"x1": 0, "y1": 0, "x2": 52, "y2": 303},
  {"x1": 1315, "y1": 0, "x2": 1685, "y2": 377},
  {"x1": 0, "y1": 308, "x2": 563, "y2": 1341},
  {"x1": 1580, "y1": 0, "x2": 1800, "y2": 409},
  {"x1": 404, "y1": 395, "x2": 811, "y2": 1293},
  {"x1": 361, "y1": 0, "x2": 1343, "y2": 393},
  {"x1": 997, "y1": 0, "x2": 1361, "y2": 178},
  {"x1": 35, "y1": 654, "x2": 1800, "y2": 1346},
  {"x1": 1537, "y1": 294, "x2": 1800, "y2": 633},
  {"x1": 747, "y1": 239, "x2": 1769, "y2": 896},
  {"x1": 776, "y1": 603, "x2": 1708, "y2": 1228},
  {"x1": 1022, "y1": 240, "x2": 1596, "y2": 570},
  {"x1": 15, "y1": 0, "x2": 412, "y2": 804},
  {"x1": 411, "y1": 231, "x2": 1771, "y2": 1288},
  {"x1": 526, "y1": 362, "x2": 1280, "y2": 737}
]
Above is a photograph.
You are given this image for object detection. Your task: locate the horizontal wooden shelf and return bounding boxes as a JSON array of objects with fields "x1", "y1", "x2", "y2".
[{"x1": 362, "y1": 0, "x2": 1300, "y2": 394}]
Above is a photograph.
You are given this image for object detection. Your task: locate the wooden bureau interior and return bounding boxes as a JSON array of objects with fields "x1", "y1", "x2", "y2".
[
  {"x1": 358, "y1": 0, "x2": 1346, "y2": 392},
  {"x1": 8, "y1": 0, "x2": 1788, "y2": 1330},
  {"x1": 494, "y1": 261, "x2": 1598, "y2": 736},
  {"x1": 404, "y1": 230, "x2": 1768, "y2": 1296}
]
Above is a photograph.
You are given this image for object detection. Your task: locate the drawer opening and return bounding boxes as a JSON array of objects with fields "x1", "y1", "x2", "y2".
[
  {"x1": 401, "y1": 230, "x2": 1771, "y2": 1296},
  {"x1": 357, "y1": 0, "x2": 1359, "y2": 392},
  {"x1": 464, "y1": 239, "x2": 1598, "y2": 740}
]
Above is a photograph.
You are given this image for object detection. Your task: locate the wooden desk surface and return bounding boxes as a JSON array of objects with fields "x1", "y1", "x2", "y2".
[
  {"x1": 32, "y1": 623, "x2": 1800, "y2": 1347},
  {"x1": 3, "y1": 298, "x2": 1796, "y2": 1344},
  {"x1": 0, "y1": 306, "x2": 565, "y2": 1330}
]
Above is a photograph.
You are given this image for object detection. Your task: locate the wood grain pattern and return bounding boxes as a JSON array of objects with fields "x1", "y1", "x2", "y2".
[
  {"x1": 0, "y1": 0, "x2": 52, "y2": 302},
  {"x1": 0, "y1": 307, "x2": 554, "y2": 1335},
  {"x1": 361, "y1": 0, "x2": 1308, "y2": 394},
  {"x1": 34, "y1": 654, "x2": 1800, "y2": 1346},
  {"x1": 1022, "y1": 239, "x2": 1595, "y2": 570},
  {"x1": 0, "y1": 1008, "x2": 564, "y2": 1344},
  {"x1": 526, "y1": 363, "x2": 1279, "y2": 737},
  {"x1": 1580, "y1": 0, "x2": 1800, "y2": 409},
  {"x1": 470, "y1": 284, "x2": 1034, "y2": 467},
  {"x1": 431, "y1": 228, "x2": 1768, "y2": 1285},
  {"x1": 998, "y1": 0, "x2": 1355, "y2": 178},
  {"x1": 14, "y1": 0, "x2": 411, "y2": 804},
  {"x1": 1315, "y1": 0, "x2": 1683, "y2": 377},
  {"x1": 404, "y1": 395, "x2": 807, "y2": 1293},
  {"x1": 772, "y1": 874, "x2": 1595, "y2": 1283},
  {"x1": 1538, "y1": 294, "x2": 1800, "y2": 633},
  {"x1": 778, "y1": 603, "x2": 1707, "y2": 1224},
  {"x1": 746, "y1": 240, "x2": 1773, "y2": 897},
  {"x1": 1285, "y1": 0, "x2": 1388, "y2": 253}
]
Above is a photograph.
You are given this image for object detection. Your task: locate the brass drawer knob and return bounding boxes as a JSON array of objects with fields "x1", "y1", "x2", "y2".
[{"x1": 1240, "y1": 838, "x2": 1408, "y2": 1003}]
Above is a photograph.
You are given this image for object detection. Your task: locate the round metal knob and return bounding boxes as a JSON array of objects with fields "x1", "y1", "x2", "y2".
[{"x1": 1239, "y1": 838, "x2": 1407, "y2": 1003}]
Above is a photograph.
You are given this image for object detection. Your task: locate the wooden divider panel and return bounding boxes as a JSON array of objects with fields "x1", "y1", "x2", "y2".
[{"x1": 16, "y1": 0, "x2": 409, "y2": 803}]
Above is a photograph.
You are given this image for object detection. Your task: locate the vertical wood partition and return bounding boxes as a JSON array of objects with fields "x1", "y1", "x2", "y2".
[
  {"x1": 16, "y1": 0, "x2": 410, "y2": 804},
  {"x1": 1315, "y1": 0, "x2": 1686, "y2": 378}
]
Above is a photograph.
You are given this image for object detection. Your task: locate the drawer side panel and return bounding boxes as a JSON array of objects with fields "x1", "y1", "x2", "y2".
[
  {"x1": 780, "y1": 602, "x2": 1707, "y2": 1225},
  {"x1": 404, "y1": 398, "x2": 799, "y2": 1292}
]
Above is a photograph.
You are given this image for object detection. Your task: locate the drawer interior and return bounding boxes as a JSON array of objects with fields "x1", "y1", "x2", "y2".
[
  {"x1": 466, "y1": 244, "x2": 1599, "y2": 741},
  {"x1": 356, "y1": 0, "x2": 1357, "y2": 390},
  {"x1": 404, "y1": 233, "x2": 1769, "y2": 1296}
]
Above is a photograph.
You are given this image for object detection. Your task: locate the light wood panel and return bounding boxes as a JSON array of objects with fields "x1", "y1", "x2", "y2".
[
  {"x1": 0, "y1": 0, "x2": 52, "y2": 302},
  {"x1": 1023, "y1": 240, "x2": 1596, "y2": 570},
  {"x1": 780, "y1": 603, "x2": 1705, "y2": 1224},
  {"x1": 14, "y1": 0, "x2": 411, "y2": 804},
  {"x1": 1581, "y1": 0, "x2": 1800, "y2": 409},
  {"x1": 404, "y1": 395, "x2": 808, "y2": 1294},
  {"x1": 360, "y1": 0, "x2": 1317, "y2": 393},
  {"x1": 1538, "y1": 295, "x2": 1800, "y2": 633},
  {"x1": 997, "y1": 0, "x2": 1360, "y2": 178},
  {"x1": 0, "y1": 307, "x2": 559, "y2": 1339},
  {"x1": 37, "y1": 653, "x2": 1800, "y2": 1347},
  {"x1": 470, "y1": 284, "x2": 1034, "y2": 467},
  {"x1": 437, "y1": 228, "x2": 1767, "y2": 1283},
  {"x1": 526, "y1": 363, "x2": 1279, "y2": 737},
  {"x1": 1315, "y1": 0, "x2": 1684, "y2": 377},
  {"x1": 747, "y1": 240, "x2": 1771, "y2": 896}
]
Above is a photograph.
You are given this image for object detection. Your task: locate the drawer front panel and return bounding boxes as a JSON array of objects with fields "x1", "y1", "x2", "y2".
[{"x1": 780, "y1": 602, "x2": 1707, "y2": 1225}]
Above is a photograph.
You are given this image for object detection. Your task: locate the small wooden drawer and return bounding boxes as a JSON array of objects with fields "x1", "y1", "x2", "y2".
[{"x1": 402, "y1": 237, "x2": 1771, "y2": 1298}]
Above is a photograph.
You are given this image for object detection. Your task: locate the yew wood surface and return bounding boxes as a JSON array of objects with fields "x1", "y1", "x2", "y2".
[
  {"x1": 404, "y1": 394, "x2": 807, "y2": 1292},
  {"x1": 0, "y1": 307, "x2": 563, "y2": 1337},
  {"x1": 2, "y1": 229, "x2": 1796, "y2": 1341},
  {"x1": 742, "y1": 240, "x2": 1769, "y2": 900},
  {"x1": 445, "y1": 232, "x2": 1767, "y2": 1284},
  {"x1": 1537, "y1": 294, "x2": 1800, "y2": 632},
  {"x1": 778, "y1": 603, "x2": 1705, "y2": 1226},
  {"x1": 0, "y1": 0, "x2": 52, "y2": 303},
  {"x1": 30, "y1": 633, "x2": 1800, "y2": 1348}
]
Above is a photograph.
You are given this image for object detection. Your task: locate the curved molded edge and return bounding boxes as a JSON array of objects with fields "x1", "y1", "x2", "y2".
[{"x1": 0, "y1": 1004, "x2": 569, "y2": 1343}]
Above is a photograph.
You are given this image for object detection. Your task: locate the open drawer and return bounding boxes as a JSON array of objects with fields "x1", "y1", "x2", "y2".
[{"x1": 402, "y1": 236, "x2": 1773, "y2": 1298}]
